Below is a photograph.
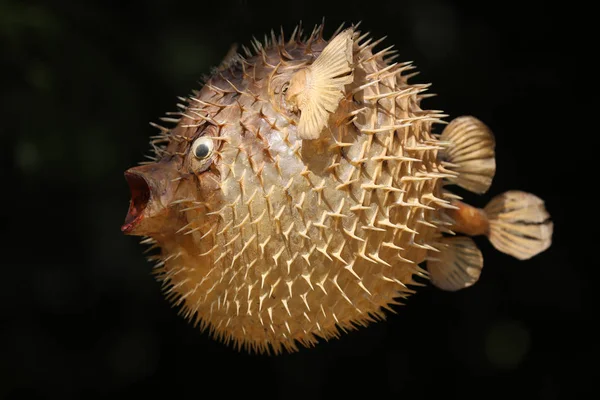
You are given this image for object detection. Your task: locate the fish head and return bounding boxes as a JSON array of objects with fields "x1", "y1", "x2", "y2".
[
  {"x1": 122, "y1": 123, "x2": 223, "y2": 238},
  {"x1": 122, "y1": 26, "x2": 357, "y2": 252}
]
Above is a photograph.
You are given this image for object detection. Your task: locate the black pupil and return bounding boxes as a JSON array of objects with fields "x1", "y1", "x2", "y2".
[{"x1": 195, "y1": 143, "x2": 210, "y2": 158}]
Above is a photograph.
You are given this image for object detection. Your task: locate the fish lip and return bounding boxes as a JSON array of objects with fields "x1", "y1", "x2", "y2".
[{"x1": 121, "y1": 170, "x2": 151, "y2": 234}]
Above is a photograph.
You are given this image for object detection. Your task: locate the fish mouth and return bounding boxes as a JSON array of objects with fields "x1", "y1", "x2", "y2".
[{"x1": 122, "y1": 171, "x2": 151, "y2": 233}]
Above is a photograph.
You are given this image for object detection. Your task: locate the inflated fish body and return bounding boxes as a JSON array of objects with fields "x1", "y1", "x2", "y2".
[{"x1": 122, "y1": 24, "x2": 553, "y2": 353}]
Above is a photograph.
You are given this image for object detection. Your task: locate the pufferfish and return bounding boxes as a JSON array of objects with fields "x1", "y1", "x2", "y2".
[{"x1": 121, "y1": 24, "x2": 553, "y2": 354}]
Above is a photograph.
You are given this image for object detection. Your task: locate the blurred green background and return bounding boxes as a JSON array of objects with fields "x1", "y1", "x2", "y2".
[{"x1": 2, "y1": 0, "x2": 592, "y2": 399}]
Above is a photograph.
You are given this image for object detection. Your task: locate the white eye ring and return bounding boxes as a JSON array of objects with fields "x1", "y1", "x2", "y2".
[{"x1": 191, "y1": 136, "x2": 214, "y2": 160}]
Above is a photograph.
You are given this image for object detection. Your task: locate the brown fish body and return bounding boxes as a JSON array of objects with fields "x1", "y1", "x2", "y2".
[{"x1": 122, "y1": 24, "x2": 553, "y2": 353}]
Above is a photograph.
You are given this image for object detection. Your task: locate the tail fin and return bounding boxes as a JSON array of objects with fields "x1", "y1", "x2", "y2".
[{"x1": 484, "y1": 191, "x2": 553, "y2": 260}]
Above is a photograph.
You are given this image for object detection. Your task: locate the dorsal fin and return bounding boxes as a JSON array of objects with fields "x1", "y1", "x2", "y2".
[
  {"x1": 286, "y1": 28, "x2": 354, "y2": 140},
  {"x1": 440, "y1": 116, "x2": 496, "y2": 194}
]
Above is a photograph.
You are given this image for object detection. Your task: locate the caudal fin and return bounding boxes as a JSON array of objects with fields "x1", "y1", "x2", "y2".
[{"x1": 484, "y1": 191, "x2": 553, "y2": 260}]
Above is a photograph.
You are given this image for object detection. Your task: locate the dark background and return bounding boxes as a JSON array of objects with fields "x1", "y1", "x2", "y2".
[{"x1": 2, "y1": 0, "x2": 594, "y2": 399}]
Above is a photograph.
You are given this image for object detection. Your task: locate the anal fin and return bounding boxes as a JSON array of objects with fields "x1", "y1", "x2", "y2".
[{"x1": 427, "y1": 236, "x2": 483, "y2": 291}]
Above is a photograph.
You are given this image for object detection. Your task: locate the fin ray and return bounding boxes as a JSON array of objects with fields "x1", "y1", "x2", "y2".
[
  {"x1": 484, "y1": 191, "x2": 553, "y2": 260},
  {"x1": 286, "y1": 28, "x2": 354, "y2": 140},
  {"x1": 440, "y1": 116, "x2": 496, "y2": 194},
  {"x1": 427, "y1": 236, "x2": 483, "y2": 291}
]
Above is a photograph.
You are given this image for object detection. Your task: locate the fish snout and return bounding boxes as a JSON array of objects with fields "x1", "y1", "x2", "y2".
[{"x1": 121, "y1": 163, "x2": 180, "y2": 235}]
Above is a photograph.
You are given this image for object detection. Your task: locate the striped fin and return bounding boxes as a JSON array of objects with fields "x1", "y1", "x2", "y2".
[
  {"x1": 440, "y1": 116, "x2": 496, "y2": 194},
  {"x1": 484, "y1": 191, "x2": 553, "y2": 260},
  {"x1": 427, "y1": 236, "x2": 483, "y2": 291},
  {"x1": 285, "y1": 28, "x2": 354, "y2": 139}
]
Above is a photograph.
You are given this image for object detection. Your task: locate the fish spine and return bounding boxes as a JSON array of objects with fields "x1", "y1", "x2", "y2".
[{"x1": 151, "y1": 24, "x2": 452, "y2": 354}]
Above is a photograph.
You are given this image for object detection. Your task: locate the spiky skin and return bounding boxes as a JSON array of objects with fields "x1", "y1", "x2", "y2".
[{"x1": 136, "y1": 25, "x2": 457, "y2": 354}]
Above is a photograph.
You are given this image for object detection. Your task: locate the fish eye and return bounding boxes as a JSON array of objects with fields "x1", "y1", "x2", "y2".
[{"x1": 191, "y1": 136, "x2": 213, "y2": 160}]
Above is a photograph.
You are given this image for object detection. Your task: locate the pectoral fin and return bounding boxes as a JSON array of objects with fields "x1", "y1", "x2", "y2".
[
  {"x1": 216, "y1": 43, "x2": 239, "y2": 71},
  {"x1": 427, "y1": 236, "x2": 483, "y2": 291},
  {"x1": 286, "y1": 28, "x2": 354, "y2": 140}
]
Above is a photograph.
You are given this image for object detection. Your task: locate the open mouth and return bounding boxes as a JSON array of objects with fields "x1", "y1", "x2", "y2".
[{"x1": 121, "y1": 171, "x2": 151, "y2": 233}]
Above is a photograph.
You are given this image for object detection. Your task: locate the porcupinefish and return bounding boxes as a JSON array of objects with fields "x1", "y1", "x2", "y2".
[{"x1": 121, "y1": 24, "x2": 553, "y2": 354}]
